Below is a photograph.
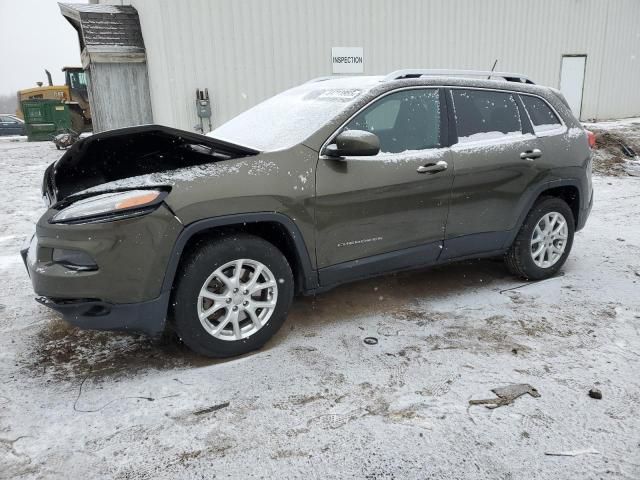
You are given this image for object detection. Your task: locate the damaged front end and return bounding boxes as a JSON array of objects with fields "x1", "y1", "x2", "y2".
[
  {"x1": 27, "y1": 125, "x2": 260, "y2": 337},
  {"x1": 42, "y1": 124, "x2": 259, "y2": 206}
]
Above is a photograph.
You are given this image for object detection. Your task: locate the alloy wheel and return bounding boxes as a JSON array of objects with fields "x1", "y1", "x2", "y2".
[
  {"x1": 197, "y1": 259, "x2": 278, "y2": 341},
  {"x1": 530, "y1": 212, "x2": 569, "y2": 268}
]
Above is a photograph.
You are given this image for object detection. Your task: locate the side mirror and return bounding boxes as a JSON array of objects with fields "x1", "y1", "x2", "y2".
[{"x1": 325, "y1": 130, "x2": 380, "y2": 158}]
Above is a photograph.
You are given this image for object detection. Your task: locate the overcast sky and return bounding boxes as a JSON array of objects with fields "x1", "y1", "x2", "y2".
[{"x1": 0, "y1": 0, "x2": 88, "y2": 95}]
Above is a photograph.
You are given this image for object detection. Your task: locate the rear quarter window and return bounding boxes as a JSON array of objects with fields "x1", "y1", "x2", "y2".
[
  {"x1": 520, "y1": 95, "x2": 563, "y2": 133},
  {"x1": 451, "y1": 89, "x2": 522, "y2": 143}
]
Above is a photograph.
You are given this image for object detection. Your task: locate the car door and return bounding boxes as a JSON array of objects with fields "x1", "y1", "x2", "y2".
[
  {"x1": 442, "y1": 87, "x2": 544, "y2": 259},
  {"x1": 315, "y1": 87, "x2": 454, "y2": 284}
]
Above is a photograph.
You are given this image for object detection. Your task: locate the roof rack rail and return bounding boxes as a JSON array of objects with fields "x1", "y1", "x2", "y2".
[{"x1": 383, "y1": 69, "x2": 535, "y2": 84}]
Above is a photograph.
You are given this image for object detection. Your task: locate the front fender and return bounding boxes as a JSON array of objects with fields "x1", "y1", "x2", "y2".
[{"x1": 160, "y1": 212, "x2": 319, "y2": 298}]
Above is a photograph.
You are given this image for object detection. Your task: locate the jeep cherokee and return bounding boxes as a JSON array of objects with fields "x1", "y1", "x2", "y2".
[{"x1": 22, "y1": 70, "x2": 594, "y2": 357}]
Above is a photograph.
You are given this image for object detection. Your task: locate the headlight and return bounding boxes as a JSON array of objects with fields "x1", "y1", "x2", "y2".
[{"x1": 51, "y1": 189, "x2": 167, "y2": 224}]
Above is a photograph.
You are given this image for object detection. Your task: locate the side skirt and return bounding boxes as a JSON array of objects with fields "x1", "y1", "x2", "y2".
[
  {"x1": 314, "y1": 232, "x2": 512, "y2": 294},
  {"x1": 317, "y1": 241, "x2": 442, "y2": 290}
]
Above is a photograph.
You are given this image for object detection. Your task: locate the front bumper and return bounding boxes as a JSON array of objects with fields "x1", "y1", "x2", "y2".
[
  {"x1": 33, "y1": 295, "x2": 170, "y2": 337},
  {"x1": 22, "y1": 204, "x2": 182, "y2": 336}
]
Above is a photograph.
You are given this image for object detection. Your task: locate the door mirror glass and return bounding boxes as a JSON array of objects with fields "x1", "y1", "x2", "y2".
[{"x1": 326, "y1": 130, "x2": 380, "y2": 157}]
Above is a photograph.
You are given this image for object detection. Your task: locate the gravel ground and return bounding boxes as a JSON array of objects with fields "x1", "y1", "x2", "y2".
[{"x1": 0, "y1": 130, "x2": 639, "y2": 479}]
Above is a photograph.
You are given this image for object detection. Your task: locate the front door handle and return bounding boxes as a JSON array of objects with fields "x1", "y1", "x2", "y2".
[
  {"x1": 520, "y1": 148, "x2": 542, "y2": 160},
  {"x1": 417, "y1": 160, "x2": 448, "y2": 174}
]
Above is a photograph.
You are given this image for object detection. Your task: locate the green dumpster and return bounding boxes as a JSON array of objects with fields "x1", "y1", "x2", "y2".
[{"x1": 21, "y1": 99, "x2": 72, "y2": 142}]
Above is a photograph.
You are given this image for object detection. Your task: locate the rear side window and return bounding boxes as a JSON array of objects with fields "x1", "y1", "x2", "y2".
[
  {"x1": 521, "y1": 95, "x2": 562, "y2": 133},
  {"x1": 451, "y1": 89, "x2": 522, "y2": 143},
  {"x1": 345, "y1": 89, "x2": 441, "y2": 153}
]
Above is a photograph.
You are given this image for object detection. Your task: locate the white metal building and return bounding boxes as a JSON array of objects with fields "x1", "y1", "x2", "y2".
[{"x1": 66, "y1": 0, "x2": 640, "y2": 132}]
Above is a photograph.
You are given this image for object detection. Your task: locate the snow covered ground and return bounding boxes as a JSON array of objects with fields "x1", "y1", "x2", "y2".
[{"x1": 1, "y1": 131, "x2": 639, "y2": 479}]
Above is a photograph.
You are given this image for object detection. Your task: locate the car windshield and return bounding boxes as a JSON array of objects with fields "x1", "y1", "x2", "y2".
[{"x1": 208, "y1": 78, "x2": 378, "y2": 151}]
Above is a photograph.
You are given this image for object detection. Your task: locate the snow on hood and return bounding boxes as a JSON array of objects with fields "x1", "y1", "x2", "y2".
[{"x1": 67, "y1": 158, "x2": 279, "y2": 198}]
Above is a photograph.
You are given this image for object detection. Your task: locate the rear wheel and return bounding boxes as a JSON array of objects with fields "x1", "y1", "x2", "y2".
[
  {"x1": 505, "y1": 197, "x2": 575, "y2": 280},
  {"x1": 172, "y1": 234, "x2": 294, "y2": 357}
]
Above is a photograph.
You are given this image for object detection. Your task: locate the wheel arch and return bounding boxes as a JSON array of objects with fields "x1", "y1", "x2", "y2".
[
  {"x1": 160, "y1": 213, "x2": 318, "y2": 299},
  {"x1": 505, "y1": 179, "x2": 582, "y2": 248}
]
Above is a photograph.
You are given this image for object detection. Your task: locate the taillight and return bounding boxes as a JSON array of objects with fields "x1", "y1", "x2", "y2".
[{"x1": 586, "y1": 129, "x2": 596, "y2": 149}]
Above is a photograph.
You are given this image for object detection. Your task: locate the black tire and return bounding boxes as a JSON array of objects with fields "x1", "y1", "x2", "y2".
[
  {"x1": 505, "y1": 197, "x2": 575, "y2": 280},
  {"x1": 172, "y1": 234, "x2": 294, "y2": 358}
]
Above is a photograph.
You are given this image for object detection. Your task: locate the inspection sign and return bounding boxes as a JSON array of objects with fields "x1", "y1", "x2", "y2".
[{"x1": 331, "y1": 47, "x2": 364, "y2": 74}]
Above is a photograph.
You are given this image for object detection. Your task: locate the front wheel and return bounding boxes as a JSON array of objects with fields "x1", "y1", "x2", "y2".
[
  {"x1": 505, "y1": 197, "x2": 575, "y2": 280},
  {"x1": 172, "y1": 234, "x2": 294, "y2": 358}
]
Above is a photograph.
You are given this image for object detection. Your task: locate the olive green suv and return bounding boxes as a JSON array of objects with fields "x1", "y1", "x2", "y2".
[{"x1": 22, "y1": 70, "x2": 594, "y2": 357}]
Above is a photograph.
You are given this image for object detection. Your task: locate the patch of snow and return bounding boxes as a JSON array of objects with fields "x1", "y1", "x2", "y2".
[
  {"x1": 452, "y1": 133, "x2": 536, "y2": 152},
  {"x1": 1, "y1": 139, "x2": 640, "y2": 479},
  {"x1": 73, "y1": 161, "x2": 250, "y2": 196},
  {"x1": 0, "y1": 135, "x2": 27, "y2": 143},
  {"x1": 0, "y1": 254, "x2": 21, "y2": 269},
  {"x1": 456, "y1": 130, "x2": 523, "y2": 144},
  {"x1": 208, "y1": 78, "x2": 378, "y2": 151},
  {"x1": 583, "y1": 117, "x2": 640, "y2": 129},
  {"x1": 374, "y1": 148, "x2": 449, "y2": 164}
]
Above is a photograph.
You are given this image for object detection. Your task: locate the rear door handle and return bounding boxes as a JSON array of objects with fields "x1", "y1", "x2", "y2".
[
  {"x1": 417, "y1": 160, "x2": 448, "y2": 174},
  {"x1": 520, "y1": 148, "x2": 542, "y2": 160}
]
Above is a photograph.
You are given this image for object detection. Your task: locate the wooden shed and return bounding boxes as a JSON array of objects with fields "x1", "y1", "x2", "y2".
[{"x1": 59, "y1": 3, "x2": 153, "y2": 132}]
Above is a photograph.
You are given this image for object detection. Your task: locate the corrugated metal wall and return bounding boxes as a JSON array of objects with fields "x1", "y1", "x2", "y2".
[{"x1": 102, "y1": 0, "x2": 640, "y2": 128}]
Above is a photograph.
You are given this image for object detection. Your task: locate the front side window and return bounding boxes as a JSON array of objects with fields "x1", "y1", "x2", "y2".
[
  {"x1": 521, "y1": 95, "x2": 562, "y2": 133},
  {"x1": 451, "y1": 89, "x2": 522, "y2": 143},
  {"x1": 345, "y1": 89, "x2": 441, "y2": 154}
]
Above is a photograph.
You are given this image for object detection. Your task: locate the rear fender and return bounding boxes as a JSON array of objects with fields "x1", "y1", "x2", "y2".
[{"x1": 503, "y1": 178, "x2": 583, "y2": 248}]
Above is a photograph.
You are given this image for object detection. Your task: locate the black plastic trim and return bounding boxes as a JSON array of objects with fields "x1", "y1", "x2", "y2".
[
  {"x1": 438, "y1": 87, "x2": 453, "y2": 147},
  {"x1": 441, "y1": 231, "x2": 510, "y2": 260},
  {"x1": 318, "y1": 241, "x2": 442, "y2": 288},
  {"x1": 160, "y1": 212, "x2": 318, "y2": 296},
  {"x1": 514, "y1": 95, "x2": 535, "y2": 135},
  {"x1": 36, "y1": 293, "x2": 170, "y2": 338},
  {"x1": 502, "y1": 178, "x2": 585, "y2": 248},
  {"x1": 577, "y1": 188, "x2": 593, "y2": 231},
  {"x1": 444, "y1": 88, "x2": 458, "y2": 145}
]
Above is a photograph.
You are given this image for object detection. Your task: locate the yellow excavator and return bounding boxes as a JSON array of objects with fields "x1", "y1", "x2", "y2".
[{"x1": 16, "y1": 67, "x2": 92, "y2": 132}]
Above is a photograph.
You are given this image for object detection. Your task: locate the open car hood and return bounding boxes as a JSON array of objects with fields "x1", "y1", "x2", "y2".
[{"x1": 43, "y1": 124, "x2": 259, "y2": 205}]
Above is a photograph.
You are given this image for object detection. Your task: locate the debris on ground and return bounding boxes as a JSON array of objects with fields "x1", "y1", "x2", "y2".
[
  {"x1": 585, "y1": 119, "x2": 640, "y2": 176},
  {"x1": 469, "y1": 384, "x2": 540, "y2": 409},
  {"x1": 363, "y1": 337, "x2": 378, "y2": 345},
  {"x1": 588, "y1": 388, "x2": 603, "y2": 400},
  {"x1": 193, "y1": 401, "x2": 230, "y2": 416},
  {"x1": 544, "y1": 448, "x2": 600, "y2": 457}
]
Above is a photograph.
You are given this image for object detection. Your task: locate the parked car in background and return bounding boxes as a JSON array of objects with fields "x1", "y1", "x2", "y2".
[
  {"x1": 22, "y1": 70, "x2": 594, "y2": 358},
  {"x1": 0, "y1": 114, "x2": 25, "y2": 136}
]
